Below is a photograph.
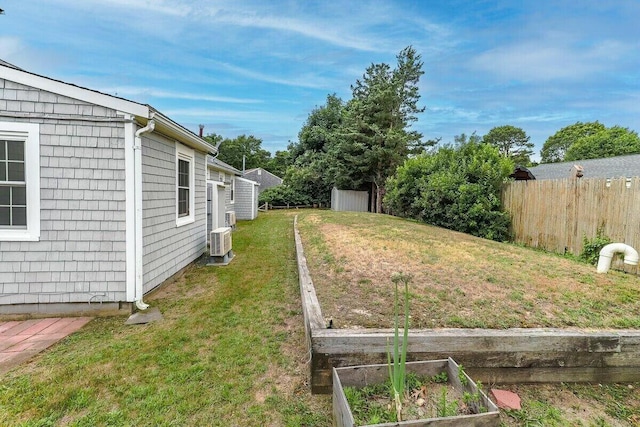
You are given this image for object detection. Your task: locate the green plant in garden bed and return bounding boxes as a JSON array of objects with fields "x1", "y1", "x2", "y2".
[
  {"x1": 344, "y1": 370, "x2": 491, "y2": 425},
  {"x1": 341, "y1": 272, "x2": 495, "y2": 425},
  {"x1": 387, "y1": 271, "x2": 412, "y2": 421}
]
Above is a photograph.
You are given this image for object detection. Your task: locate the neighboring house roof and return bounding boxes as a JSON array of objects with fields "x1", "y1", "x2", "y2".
[
  {"x1": 510, "y1": 166, "x2": 536, "y2": 180},
  {"x1": 207, "y1": 157, "x2": 241, "y2": 175},
  {"x1": 243, "y1": 168, "x2": 283, "y2": 190},
  {"x1": 528, "y1": 154, "x2": 640, "y2": 180},
  {"x1": 0, "y1": 61, "x2": 216, "y2": 155}
]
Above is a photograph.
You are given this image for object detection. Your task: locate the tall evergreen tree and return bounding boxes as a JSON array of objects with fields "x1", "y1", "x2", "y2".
[{"x1": 332, "y1": 46, "x2": 427, "y2": 213}]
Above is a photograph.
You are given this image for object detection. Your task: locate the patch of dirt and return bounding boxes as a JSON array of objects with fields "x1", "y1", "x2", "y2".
[{"x1": 497, "y1": 383, "x2": 636, "y2": 426}]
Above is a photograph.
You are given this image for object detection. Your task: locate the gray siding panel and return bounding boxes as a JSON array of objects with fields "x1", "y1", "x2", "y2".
[
  {"x1": 0, "y1": 79, "x2": 127, "y2": 305},
  {"x1": 331, "y1": 187, "x2": 369, "y2": 212},
  {"x1": 243, "y1": 168, "x2": 282, "y2": 193},
  {"x1": 141, "y1": 135, "x2": 207, "y2": 292},
  {"x1": 235, "y1": 177, "x2": 258, "y2": 220}
]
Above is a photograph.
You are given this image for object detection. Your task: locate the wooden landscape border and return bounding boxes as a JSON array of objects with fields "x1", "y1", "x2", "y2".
[{"x1": 294, "y1": 216, "x2": 640, "y2": 394}]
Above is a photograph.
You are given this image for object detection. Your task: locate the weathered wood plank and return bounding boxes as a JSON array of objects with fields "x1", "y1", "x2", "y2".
[
  {"x1": 310, "y1": 329, "x2": 640, "y2": 393},
  {"x1": 294, "y1": 216, "x2": 325, "y2": 331},
  {"x1": 312, "y1": 328, "x2": 633, "y2": 354},
  {"x1": 318, "y1": 351, "x2": 613, "y2": 369},
  {"x1": 468, "y1": 366, "x2": 640, "y2": 384}
]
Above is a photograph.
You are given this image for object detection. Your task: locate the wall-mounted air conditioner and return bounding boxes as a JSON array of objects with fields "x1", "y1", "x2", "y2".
[
  {"x1": 210, "y1": 227, "x2": 232, "y2": 256},
  {"x1": 225, "y1": 211, "x2": 236, "y2": 227}
]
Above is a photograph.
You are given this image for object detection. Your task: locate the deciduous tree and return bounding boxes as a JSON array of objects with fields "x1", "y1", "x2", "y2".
[
  {"x1": 205, "y1": 134, "x2": 271, "y2": 171},
  {"x1": 385, "y1": 141, "x2": 513, "y2": 241},
  {"x1": 482, "y1": 125, "x2": 533, "y2": 166},
  {"x1": 564, "y1": 125, "x2": 640, "y2": 161},
  {"x1": 540, "y1": 121, "x2": 606, "y2": 163}
]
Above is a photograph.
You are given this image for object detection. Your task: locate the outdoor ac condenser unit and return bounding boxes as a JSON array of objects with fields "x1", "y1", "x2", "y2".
[
  {"x1": 210, "y1": 227, "x2": 232, "y2": 256},
  {"x1": 225, "y1": 211, "x2": 237, "y2": 227}
]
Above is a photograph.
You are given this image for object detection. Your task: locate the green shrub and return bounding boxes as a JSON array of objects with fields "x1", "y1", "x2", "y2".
[
  {"x1": 580, "y1": 226, "x2": 612, "y2": 265},
  {"x1": 384, "y1": 141, "x2": 513, "y2": 241},
  {"x1": 258, "y1": 185, "x2": 311, "y2": 206}
]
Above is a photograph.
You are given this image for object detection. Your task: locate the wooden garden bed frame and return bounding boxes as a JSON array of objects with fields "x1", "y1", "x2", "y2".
[{"x1": 294, "y1": 217, "x2": 640, "y2": 394}]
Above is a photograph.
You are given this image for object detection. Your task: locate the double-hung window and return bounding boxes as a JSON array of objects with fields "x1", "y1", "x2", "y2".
[
  {"x1": 0, "y1": 122, "x2": 40, "y2": 241},
  {"x1": 175, "y1": 143, "x2": 195, "y2": 227},
  {"x1": 230, "y1": 176, "x2": 235, "y2": 204}
]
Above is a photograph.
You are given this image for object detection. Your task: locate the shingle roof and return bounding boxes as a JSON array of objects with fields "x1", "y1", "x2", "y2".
[
  {"x1": 207, "y1": 157, "x2": 241, "y2": 175},
  {"x1": 528, "y1": 154, "x2": 640, "y2": 180},
  {"x1": 0, "y1": 60, "x2": 21, "y2": 70}
]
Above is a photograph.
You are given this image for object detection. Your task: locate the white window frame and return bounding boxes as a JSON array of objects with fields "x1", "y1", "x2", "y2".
[
  {"x1": 0, "y1": 122, "x2": 40, "y2": 242},
  {"x1": 230, "y1": 176, "x2": 235, "y2": 204},
  {"x1": 175, "y1": 142, "x2": 195, "y2": 227}
]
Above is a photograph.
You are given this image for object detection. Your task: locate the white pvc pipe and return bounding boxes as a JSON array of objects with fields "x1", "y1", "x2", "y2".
[{"x1": 596, "y1": 243, "x2": 639, "y2": 274}]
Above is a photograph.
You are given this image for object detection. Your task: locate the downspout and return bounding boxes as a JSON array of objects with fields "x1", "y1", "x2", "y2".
[
  {"x1": 596, "y1": 243, "x2": 639, "y2": 274},
  {"x1": 133, "y1": 120, "x2": 155, "y2": 309}
]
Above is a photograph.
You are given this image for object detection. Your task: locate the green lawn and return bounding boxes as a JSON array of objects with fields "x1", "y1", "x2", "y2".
[
  {"x1": 2, "y1": 210, "x2": 639, "y2": 426},
  {"x1": 0, "y1": 211, "x2": 331, "y2": 426},
  {"x1": 295, "y1": 210, "x2": 640, "y2": 329}
]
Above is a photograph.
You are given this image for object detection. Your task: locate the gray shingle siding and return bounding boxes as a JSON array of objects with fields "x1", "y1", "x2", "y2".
[
  {"x1": 235, "y1": 177, "x2": 258, "y2": 220},
  {"x1": 0, "y1": 79, "x2": 127, "y2": 305},
  {"x1": 243, "y1": 168, "x2": 282, "y2": 193},
  {"x1": 142, "y1": 135, "x2": 207, "y2": 293},
  {"x1": 225, "y1": 178, "x2": 234, "y2": 212}
]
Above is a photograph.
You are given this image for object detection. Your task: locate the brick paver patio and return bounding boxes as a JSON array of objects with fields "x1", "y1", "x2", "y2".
[{"x1": 0, "y1": 317, "x2": 92, "y2": 374}]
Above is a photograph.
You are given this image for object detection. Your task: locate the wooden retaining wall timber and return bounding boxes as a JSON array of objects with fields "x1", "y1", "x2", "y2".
[{"x1": 293, "y1": 216, "x2": 640, "y2": 395}]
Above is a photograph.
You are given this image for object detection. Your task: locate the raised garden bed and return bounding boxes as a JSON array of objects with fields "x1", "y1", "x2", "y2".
[
  {"x1": 293, "y1": 212, "x2": 640, "y2": 395},
  {"x1": 333, "y1": 358, "x2": 499, "y2": 426}
]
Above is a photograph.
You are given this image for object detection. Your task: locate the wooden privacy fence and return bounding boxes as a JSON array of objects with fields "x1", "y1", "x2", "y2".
[{"x1": 502, "y1": 177, "x2": 640, "y2": 257}]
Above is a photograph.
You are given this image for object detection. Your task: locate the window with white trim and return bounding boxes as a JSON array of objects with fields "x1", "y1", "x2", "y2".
[
  {"x1": 0, "y1": 122, "x2": 40, "y2": 241},
  {"x1": 175, "y1": 143, "x2": 195, "y2": 227},
  {"x1": 230, "y1": 176, "x2": 235, "y2": 203}
]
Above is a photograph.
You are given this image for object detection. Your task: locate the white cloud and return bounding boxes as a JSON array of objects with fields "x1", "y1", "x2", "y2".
[
  {"x1": 214, "y1": 61, "x2": 333, "y2": 90},
  {"x1": 0, "y1": 37, "x2": 22, "y2": 57},
  {"x1": 99, "y1": 86, "x2": 263, "y2": 104},
  {"x1": 54, "y1": 0, "x2": 192, "y2": 16},
  {"x1": 471, "y1": 35, "x2": 632, "y2": 82},
  {"x1": 202, "y1": 3, "x2": 394, "y2": 53},
  {"x1": 165, "y1": 108, "x2": 291, "y2": 123}
]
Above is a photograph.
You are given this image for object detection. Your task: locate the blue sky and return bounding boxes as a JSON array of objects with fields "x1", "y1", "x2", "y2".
[{"x1": 2, "y1": 1, "x2": 639, "y2": 160}]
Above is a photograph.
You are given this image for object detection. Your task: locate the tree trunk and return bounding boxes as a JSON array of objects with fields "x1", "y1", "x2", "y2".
[
  {"x1": 370, "y1": 182, "x2": 376, "y2": 213},
  {"x1": 376, "y1": 185, "x2": 383, "y2": 214}
]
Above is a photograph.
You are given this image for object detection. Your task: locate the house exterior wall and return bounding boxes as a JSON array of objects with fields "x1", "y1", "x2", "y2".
[
  {"x1": 331, "y1": 187, "x2": 369, "y2": 212},
  {"x1": 224, "y1": 178, "x2": 234, "y2": 212},
  {"x1": 244, "y1": 168, "x2": 282, "y2": 193},
  {"x1": 235, "y1": 177, "x2": 258, "y2": 220},
  {"x1": 141, "y1": 134, "x2": 208, "y2": 293},
  {"x1": 0, "y1": 79, "x2": 127, "y2": 307}
]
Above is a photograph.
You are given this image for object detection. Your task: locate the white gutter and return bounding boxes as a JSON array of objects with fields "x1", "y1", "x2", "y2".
[
  {"x1": 133, "y1": 120, "x2": 155, "y2": 310},
  {"x1": 150, "y1": 111, "x2": 217, "y2": 155},
  {"x1": 596, "y1": 243, "x2": 639, "y2": 274}
]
